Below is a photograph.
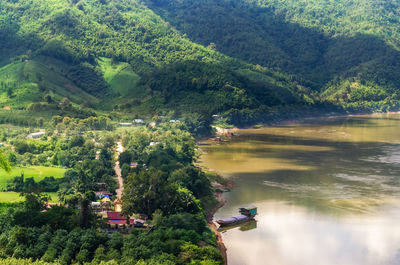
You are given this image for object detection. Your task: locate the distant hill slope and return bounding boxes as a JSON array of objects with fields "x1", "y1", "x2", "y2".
[
  {"x1": 0, "y1": 0, "x2": 307, "y2": 121},
  {"x1": 146, "y1": 0, "x2": 400, "y2": 106},
  {"x1": 1, "y1": 0, "x2": 400, "y2": 125}
]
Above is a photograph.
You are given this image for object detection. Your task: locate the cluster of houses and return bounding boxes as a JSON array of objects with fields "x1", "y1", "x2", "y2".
[
  {"x1": 93, "y1": 191, "x2": 148, "y2": 232},
  {"x1": 118, "y1": 113, "x2": 222, "y2": 128},
  {"x1": 118, "y1": 119, "x2": 145, "y2": 127},
  {"x1": 40, "y1": 191, "x2": 148, "y2": 233},
  {"x1": 118, "y1": 118, "x2": 181, "y2": 127}
]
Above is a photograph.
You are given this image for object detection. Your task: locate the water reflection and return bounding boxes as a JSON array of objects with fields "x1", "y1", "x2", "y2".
[
  {"x1": 222, "y1": 201, "x2": 400, "y2": 265},
  {"x1": 201, "y1": 114, "x2": 400, "y2": 265},
  {"x1": 218, "y1": 220, "x2": 258, "y2": 232}
]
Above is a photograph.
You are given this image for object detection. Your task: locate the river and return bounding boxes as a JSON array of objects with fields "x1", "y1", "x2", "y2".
[{"x1": 200, "y1": 114, "x2": 400, "y2": 265}]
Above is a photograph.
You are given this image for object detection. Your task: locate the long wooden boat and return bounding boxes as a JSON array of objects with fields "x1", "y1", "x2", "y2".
[{"x1": 216, "y1": 206, "x2": 257, "y2": 227}]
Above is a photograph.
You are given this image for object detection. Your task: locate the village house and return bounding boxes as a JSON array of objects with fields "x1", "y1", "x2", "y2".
[
  {"x1": 106, "y1": 211, "x2": 135, "y2": 230},
  {"x1": 27, "y1": 132, "x2": 45, "y2": 139},
  {"x1": 149, "y1": 142, "x2": 159, "y2": 146},
  {"x1": 119, "y1": 122, "x2": 133, "y2": 126},
  {"x1": 133, "y1": 119, "x2": 144, "y2": 124}
]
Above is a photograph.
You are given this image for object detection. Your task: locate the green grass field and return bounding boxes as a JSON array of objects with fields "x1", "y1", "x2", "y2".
[
  {"x1": 98, "y1": 57, "x2": 143, "y2": 96},
  {"x1": 0, "y1": 166, "x2": 66, "y2": 189},
  {"x1": 0, "y1": 192, "x2": 22, "y2": 202},
  {"x1": 0, "y1": 192, "x2": 59, "y2": 202}
]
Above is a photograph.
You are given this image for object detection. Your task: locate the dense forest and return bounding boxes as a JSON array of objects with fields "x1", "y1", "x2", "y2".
[
  {"x1": 146, "y1": 0, "x2": 400, "y2": 98},
  {"x1": 1, "y1": 0, "x2": 400, "y2": 127}
]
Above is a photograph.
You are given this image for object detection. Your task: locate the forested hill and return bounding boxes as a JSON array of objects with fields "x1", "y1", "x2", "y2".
[
  {"x1": 1, "y1": 0, "x2": 400, "y2": 126},
  {"x1": 146, "y1": 0, "x2": 400, "y2": 94}
]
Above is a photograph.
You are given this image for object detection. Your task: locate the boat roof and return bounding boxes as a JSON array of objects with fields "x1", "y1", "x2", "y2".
[
  {"x1": 240, "y1": 205, "x2": 257, "y2": 210},
  {"x1": 218, "y1": 215, "x2": 249, "y2": 223}
]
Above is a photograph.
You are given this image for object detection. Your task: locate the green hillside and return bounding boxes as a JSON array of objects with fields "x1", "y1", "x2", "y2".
[
  {"x1": 1, "y1": 0, "x2": 400, "y2": 125},
  {"x1": 145, "y1": 0, "x2": 400, "y2": 108},
  {"x1": 0, "y1": 57, "x2": 98, "y2": 108},
  {"x1": 0, "y1": 0, "x2": 309, "y2": 123}
]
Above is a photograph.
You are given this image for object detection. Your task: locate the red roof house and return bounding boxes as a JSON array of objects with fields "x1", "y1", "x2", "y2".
[{"x1": 106, "y1": 212, "x2": 134, "y2": 226}]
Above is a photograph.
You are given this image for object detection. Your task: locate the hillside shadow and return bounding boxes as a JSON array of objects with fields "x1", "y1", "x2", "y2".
[
  {"x1": 144, "y1": 0, "x2": 400, "y2": 90},
  {"x1": 0, "y1": 22, "x2": 44, "y2": 67}
]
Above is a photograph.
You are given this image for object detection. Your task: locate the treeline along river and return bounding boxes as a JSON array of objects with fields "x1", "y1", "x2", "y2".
[{"x1": 200, "y1": 114, "x2": 400, "y2": 265}]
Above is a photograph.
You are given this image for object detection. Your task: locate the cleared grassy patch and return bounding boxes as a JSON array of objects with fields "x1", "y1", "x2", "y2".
[
  {"x1": 0, "y1": 166, "x2": 66, "y2": 189},
  {"x1": 99, "y1": 57, "x2": 142, "y2": 96},
  {"x1": 0, "y1": 192, "x2": 22, "y2": 202},
  {"x1": 0, "y1": 192, "x2": 59, "y2": 202}
]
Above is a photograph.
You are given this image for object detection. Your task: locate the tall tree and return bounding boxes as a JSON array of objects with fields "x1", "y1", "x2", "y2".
[{"x1": 0, "y1": 150, "x2": 10, "y2": 172}]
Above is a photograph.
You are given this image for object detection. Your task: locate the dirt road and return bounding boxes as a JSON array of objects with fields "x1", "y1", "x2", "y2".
[{"x1": 114, "y1": 141, "x2": 124, "y2": 198}]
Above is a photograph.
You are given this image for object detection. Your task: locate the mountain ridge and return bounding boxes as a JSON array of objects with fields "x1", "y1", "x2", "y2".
[{"x1": 1, "y1": 0, "x2": 400, "y2": 126}]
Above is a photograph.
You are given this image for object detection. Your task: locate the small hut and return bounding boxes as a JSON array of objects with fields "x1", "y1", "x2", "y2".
[
  {"x1": 119, "y1": 122, "x2": 133, "y2": 127},
  {"x1": 27, "y1": 132, "x2": 45, "y2": 139},
  {"x1": 133, "y1": 119, "x2": 144, "y2": 125}
]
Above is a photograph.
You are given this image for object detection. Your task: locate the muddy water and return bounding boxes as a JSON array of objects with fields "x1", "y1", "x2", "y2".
[{"x1": 200, "y1": 114, "x2": 400, "y2": 265}]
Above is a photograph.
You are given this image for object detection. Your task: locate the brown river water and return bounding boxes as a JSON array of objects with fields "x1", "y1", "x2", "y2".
[{"x1": 200, "y1": 114, "x2": 400, "y2": 265}]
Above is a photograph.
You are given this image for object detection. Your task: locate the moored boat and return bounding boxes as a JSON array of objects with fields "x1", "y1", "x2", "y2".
[{"x1": 216, "y1": 206, "x2": 257, "y2": 227}]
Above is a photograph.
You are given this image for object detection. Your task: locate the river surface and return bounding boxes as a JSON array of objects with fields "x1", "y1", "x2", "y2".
[{"x1": 200, "y1": 114, "x2": 400, "y2": 265}]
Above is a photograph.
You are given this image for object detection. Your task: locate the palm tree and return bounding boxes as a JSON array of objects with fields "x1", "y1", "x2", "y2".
[{"x1": 0, "y1": 150, "x2": 10, "y2": 173}]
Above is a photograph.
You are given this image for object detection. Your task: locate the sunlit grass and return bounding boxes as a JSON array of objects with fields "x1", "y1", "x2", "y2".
[
  {"x1": 0, "y1": 192, "x2": 59, "y2": 202},
  {"x1": 0, "y1": 166, "x2": 66, "y2": 189}
]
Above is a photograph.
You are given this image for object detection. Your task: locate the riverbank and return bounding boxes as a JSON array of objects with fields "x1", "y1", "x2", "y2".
[
  {"x1": 280, "y1": 109, "x2": 400, "y2": 127},
  {"x1": 207, "y1": 188, "x2": 228, "y2": 265},
  {"x1": 206, "y1": 179, "x2": 235, "y2": 265},
  {"x1": 213, "y1": 111, "x2": 400, "y2": 136},
  {"x1": 265, "y1": 111, "x2": 400, "y2": 128}
]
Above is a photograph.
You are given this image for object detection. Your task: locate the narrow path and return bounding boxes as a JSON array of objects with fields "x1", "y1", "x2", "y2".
[{"x1": 115, "y1": 141, "x2": 124, "y2": 198}]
